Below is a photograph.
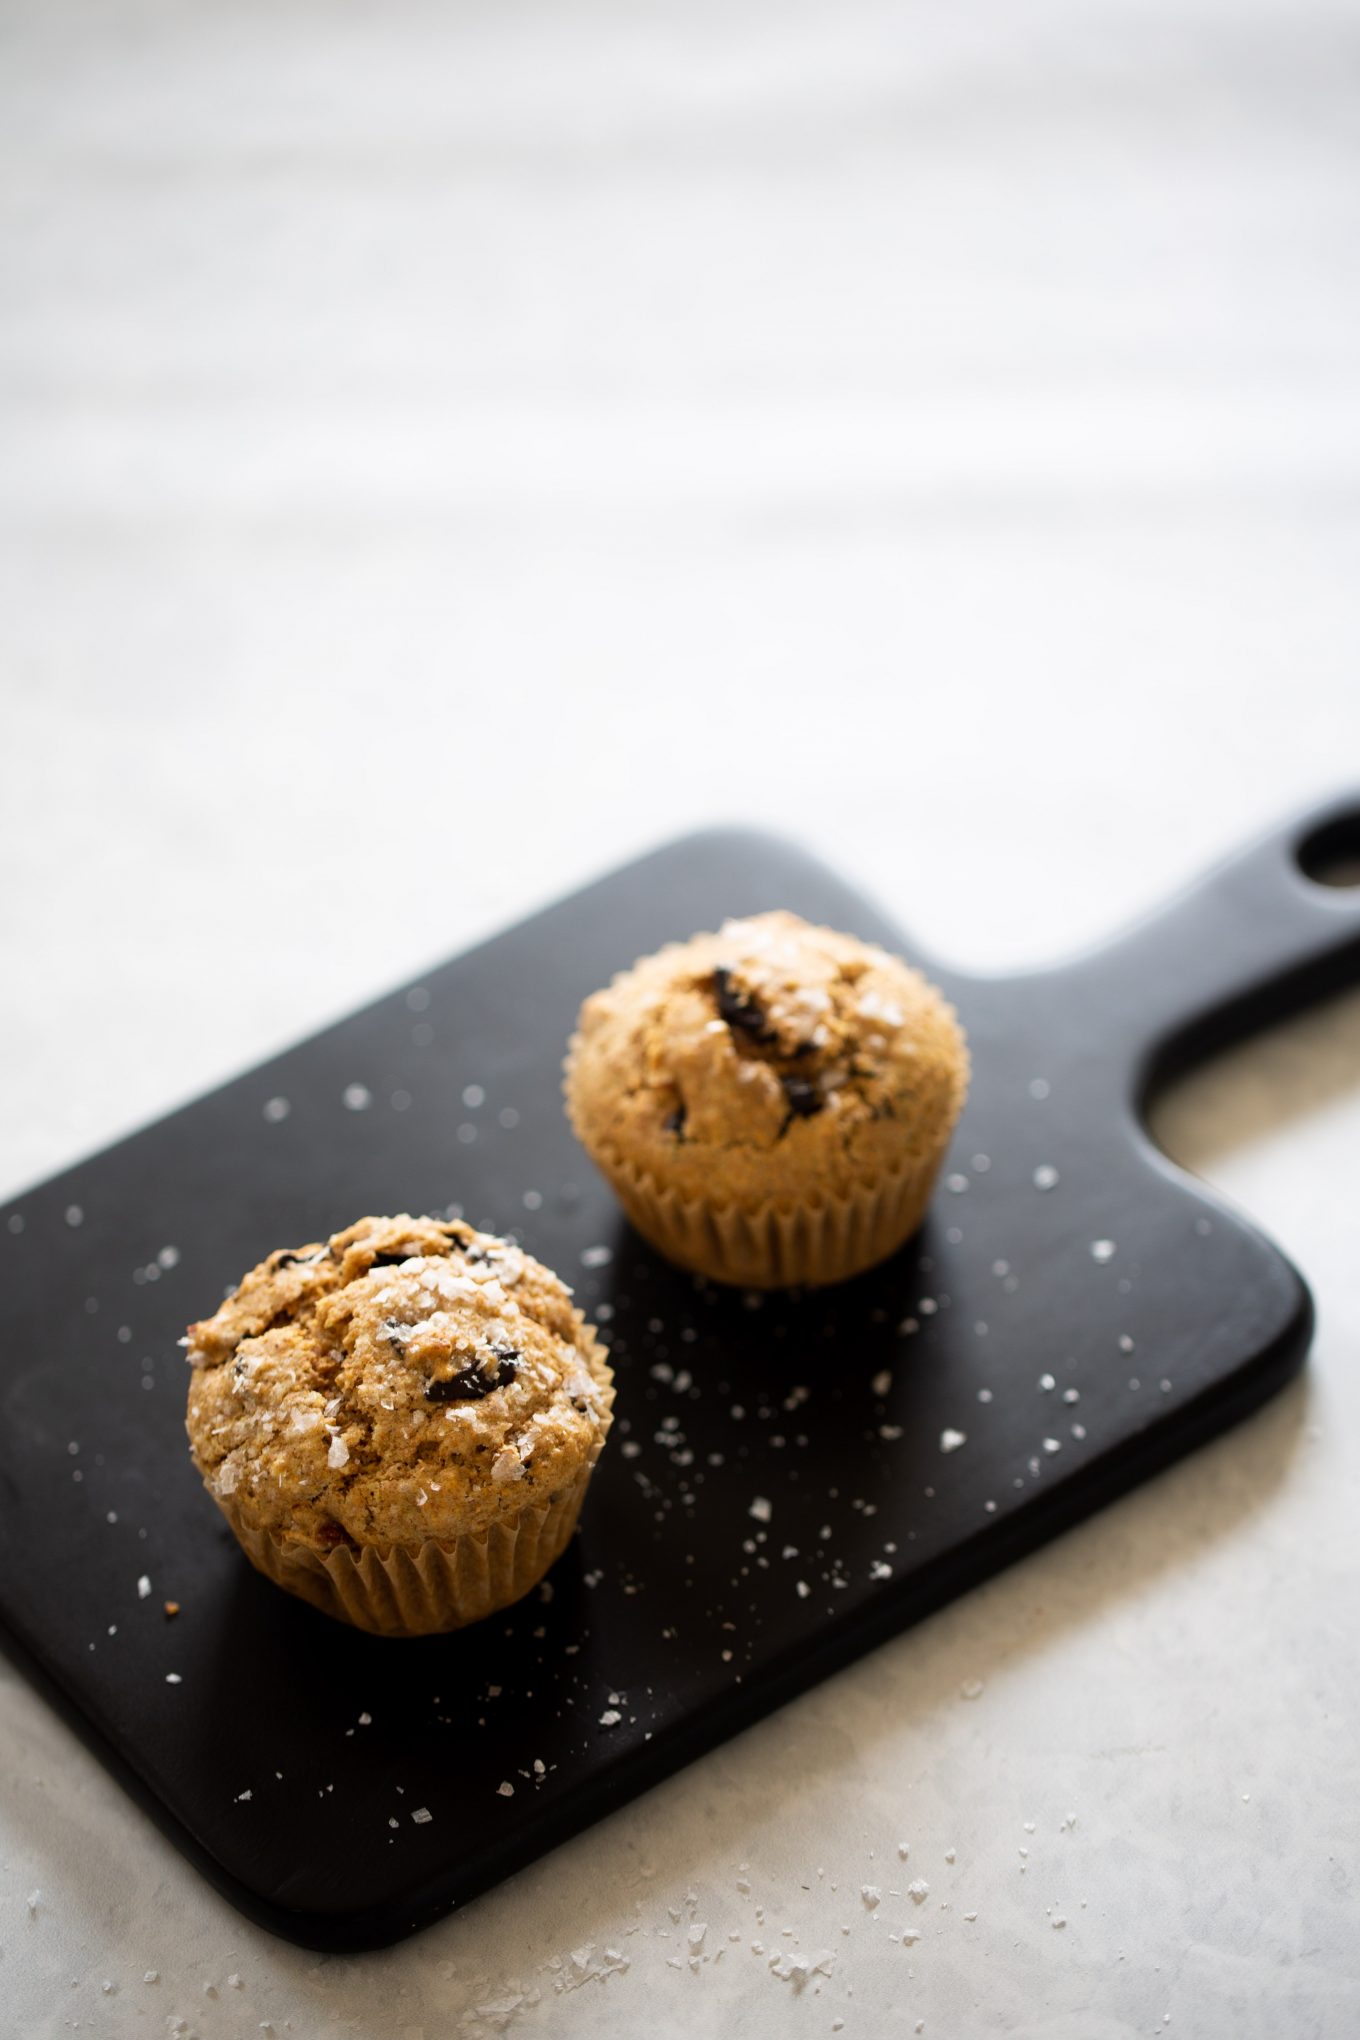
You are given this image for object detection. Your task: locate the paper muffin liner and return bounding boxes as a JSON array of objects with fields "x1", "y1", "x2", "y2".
[
  {"x1": 214, "y1": 1363, "x2": 615, "y2": 1639},
  {"x1": 577, "y1": 1134, "x2": 950, "y2": 1289}
]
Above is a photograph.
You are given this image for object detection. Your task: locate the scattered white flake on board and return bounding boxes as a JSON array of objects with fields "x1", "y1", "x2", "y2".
[
  {"x1": 581, "y1": 1244, "x2": 612, "y2": 1268},
  {"x1": 143, "y1": 1971, "x2": 159, "y2": 1983},
  {"x1": 357, "y1": 1711, "x2": 371, "y2": 1725},
  {"x1": 65, "y1": 1205, "x2": 83, "y2": 1227},
  {"x1": 158, "y1": 1245, "x2": 179, "y2": 1269},
  {"x1": 165, "y1": 1673, "x2": 182, "y2": 1684},
  {"x1": 795, "y1": 1581, "x2": 811, "y2": 1599},
  {"x1": 940, "y1": 1429, "x2": 966, "y2": 1454},
  {"x1": 235, "y1": 1789, "x2": 252, "y2": 1802},
  {"x1": 137, "y1": 1575, "x2": 151, "y2": 1598},
  {"x1": 599, "y1": 1709, "x2": 621, "y2": 1727},
  {"x1": 945, "y1": 1174, "x2": 969, "y2": 1194},
  {"x1": 1119, "y1": 1334, "x2": 1135, "y2": 1352},
  {"x1": 961, "y1": 1677, "x2": 985, "y2": 1699},
  {"x1": 1052, "y1": 1915, "x2": 1067, "y2": 1929},
  {"x1": 908, "y1": 1879, "x2": 930, "y2": 1903},
  {"x1": 1090, "y1": 1239, "x2": 1116, "y2": 1262},
  {"x1": 497, "y1": 1780, "x2": 515, "y2": 1796},
  {"x1": 879, "y1": 1424, "x2": 903, "y2": 1442},
  {"x1": 26, "y1": 1889, "x2": 40, "y2": 1915},
  {"x1": 872, "y1": 1370, "x2": 892, "y2": 1396},
  {"x1": 977, "y1": 1388, "x2": 993, "y2": 1403},
  {"x1": 898, "y1": 1841, "x2": 910, "y2": 1859},
  {"x1": 522, "y1": 1190, "x2": 542, "y2": 1211},
  {"x1": 1039, "y1": 1373, "x2": 1055, "y2": 1391},
  {"x1": 861, "y1": 1885, "x2": 881, "y2": 1908},
  {"x1": 462, "y1": 1084, "x2": 485, "y2": 1108},
  {"x1": 749, "y1": 1496, "x2": 772, "y2": 1523},
  {"x1": 1042, "y1": 1436, "x2": 1062, "y2": 1455},
  {"x1": 945, "y1": 1847, "x2": 956, "y2": 1863},
  {"x1": 412, "y1": 1807, "x2": 432, "y2": 1824},
  {"x1": 342, "y1": 1084, "x2": 371, "y2": 1111},
  {"x1": 227, "y1": 1974, "x2": 242, "y2": 1990},
  {"x1": 262, "y1": 1097, "x2": 290, "y2": 1123},
  {"x1": 1032, "y1": 1165, "x2": 1059, "y2": 1191}
]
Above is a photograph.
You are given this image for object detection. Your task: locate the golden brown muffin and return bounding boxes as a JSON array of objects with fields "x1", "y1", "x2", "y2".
[
  {"x1": 183, "y1": 1214, "x2": 613, "y2": 1635},
  {"x1": 564, "y1": 911, "x2": 968, "y2": 1288}
]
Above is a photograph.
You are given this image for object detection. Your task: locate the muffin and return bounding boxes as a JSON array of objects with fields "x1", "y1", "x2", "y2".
[
  {"x1": 564, "y1": 911, "x2": 968, "y2": 1288},
  {"x1": 183, "y1": 1214, "x2": 614, "y2": 1635}
]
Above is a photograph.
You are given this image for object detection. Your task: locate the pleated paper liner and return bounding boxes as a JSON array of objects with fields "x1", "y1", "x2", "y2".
[{"x1": 580, "y1": 1137, "x2": 951, "y2": 1288}]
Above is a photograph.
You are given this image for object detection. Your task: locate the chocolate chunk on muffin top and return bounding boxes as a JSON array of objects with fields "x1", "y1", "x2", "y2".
[
  {"x1": 565, "y1": 910, "x2": 968, "y2": 1212},
  {"x1": 184, "y1": 1215, "x2": 612, "y2": 1553}
]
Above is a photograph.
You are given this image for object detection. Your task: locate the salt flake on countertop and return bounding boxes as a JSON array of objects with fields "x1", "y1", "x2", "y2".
[{"x1": 940, "y1": 1429, "x2": 966, "y2": 1454}]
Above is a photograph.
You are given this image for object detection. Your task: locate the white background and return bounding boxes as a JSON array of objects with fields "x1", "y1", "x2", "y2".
[{"x1": 2, "y1": 1, "x2": 1359, "y2": 2034}]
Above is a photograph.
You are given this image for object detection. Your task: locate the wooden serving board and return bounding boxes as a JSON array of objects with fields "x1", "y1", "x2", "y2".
[{"x1": 3, "y1": 797, "x2": 1359, "y2": 1950}]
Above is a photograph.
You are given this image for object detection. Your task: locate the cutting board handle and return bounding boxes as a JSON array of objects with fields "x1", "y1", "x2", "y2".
[{"x1": 1065, "y1": 791, "x2": 1360, "y2": 1103}]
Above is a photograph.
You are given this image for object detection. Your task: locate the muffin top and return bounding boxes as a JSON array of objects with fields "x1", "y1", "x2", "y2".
[
  {"x1": 566, "y1": 910, "x2": 968, "y2": 1209},
  {"x1": 184, "y1": 1215, "x2": 613, "y2": 1555}
]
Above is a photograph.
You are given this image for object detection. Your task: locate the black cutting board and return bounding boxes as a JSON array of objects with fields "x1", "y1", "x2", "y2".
[{"x1": 3, "y1": 796, "x2": 1360, "y2": 1952}]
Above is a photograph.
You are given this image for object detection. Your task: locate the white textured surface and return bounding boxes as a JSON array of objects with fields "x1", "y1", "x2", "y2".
[{"x1": 3, "y1": 1, "x2": 1360, "y2": 2034}]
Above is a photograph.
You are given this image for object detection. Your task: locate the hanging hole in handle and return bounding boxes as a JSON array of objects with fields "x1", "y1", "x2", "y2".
[{"x1": 1298, "y1": 812, "x2": 1360, "y2": 889}]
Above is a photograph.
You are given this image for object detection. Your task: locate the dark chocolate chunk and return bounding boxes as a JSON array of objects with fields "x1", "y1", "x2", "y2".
[
  {"x1": 781, "y1": 1075, "x2": 824, "y2": 1119},
  {"x1": 664, "y1": 1103, "x2": 687, "y2": 1137},
  {"x1": 713, "y1": 965, "x2": 773, "y2": 1043},
  {"x1": 425, "y1": 1350, "x2": 519, "y2": 1403},
  {"x1": 368, "y1": 1249, "x2": 415, "y2": 1269}
]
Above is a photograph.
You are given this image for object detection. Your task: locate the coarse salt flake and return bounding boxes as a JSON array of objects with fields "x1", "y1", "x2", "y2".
[{"x1": 940, "y1": 1429, "x2": 966, "y2": 1454}]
